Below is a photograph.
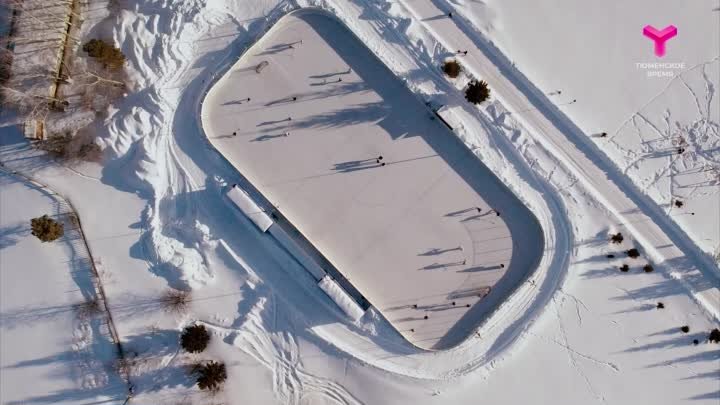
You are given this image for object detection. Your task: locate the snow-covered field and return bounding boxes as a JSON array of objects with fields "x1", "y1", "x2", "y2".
[
  {"x1": 0, "y1": 169, "x2": 126, "y2": 405},
  {"x1": 447, "y1": 0, "x2": 720, "y2": 257},
  {"x1": 0, "y1": 0, "x2": 717, "y2": 404}
]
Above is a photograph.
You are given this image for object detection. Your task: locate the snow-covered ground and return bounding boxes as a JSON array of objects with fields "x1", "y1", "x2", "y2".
[
  {"x1": 446, "y1": 0, "x2": 720, "y2": 257},
  {"x1": 0, "y1": 169, "x2": 126, "y2": 405},
  {"x1": 202, "y1": 10, "x2": 545, "y2": 350},
  {"x1": 0, "y1": 0, "x2": 718, "y2": 404}
]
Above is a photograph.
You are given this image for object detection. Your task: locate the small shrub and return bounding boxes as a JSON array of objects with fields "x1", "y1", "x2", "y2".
[
  {"x1": 30, "y1": 215, "x2": 64, "y2": 242},
  {"x1": 161, "y1": 289, "x2": 190, "y2": 314},
  {"x1": 196, "y1": 361, "x2": 227, "y2": 391},
  {"x1": 442, "y1": 60, "x2": 461, "y2": 78},
  {"x1": 465, "y1": 80, "x2": 490, "y2": 104},
  {"x1": 619, "y1": 264, "x2": 629, "y2": 272},
  {"x1": 114, "y1": 353, "x2": 139, "y2": 377},
  {"x1": 709, "y1": 328, "x2": 720, "y2": 343},
  {"x1": 610, "y1": 232, "x2": 624, "y2": 244},
  {"x1": 75, "y1": 298, "x2": 102, "y2": 318},
  {"x1": 656, "y1": 302, "x2": 664, "y2": 309},
  {"x1": 626, "y1": 248, "x2": 640, "y2": 259},
  {"x1": 82, "y1": 39, "x2": 126, "y2": 70},
  {"x1": 674, "y1": 200, "x2": 684, "y2": 208},
  {"x1": 67, "y1": 212, "x2": 80, "y2": 229},
  {"x1": 0, "y1": 53, "x2": 12, "y2": 84},
  {"x1": 181, "y1": 324, "x2": 210, "y2": 353},
  {"x1": 643, "y1": 264, "x2": 654, "y2": 273},
  {"x1": 680, "y1": 325, "x2": 690, "y2": 333},
  {"x1": 36, "y1": 131, "x2": 103, "y2": 162}
]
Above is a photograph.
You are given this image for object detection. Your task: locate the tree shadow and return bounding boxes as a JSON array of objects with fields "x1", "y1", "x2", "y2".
[
  {"x1": 573, "y1": 232, "x2": 719, "y2": 399},
  {"x1": 0, "y1": 223, "x2": 27, "y2": 248},
  {"x1": 0, "y1": 302, "x2": 79, "y2": 330},
  {"x1": 120, "y1": 329, "x2": 197, "y2": 395},
  {"x1": 0, "y1": 126, "x2": 56, "y2": 175},
  {"x1": 5, "y1": 317, "x2": 127, "y2": 405}
]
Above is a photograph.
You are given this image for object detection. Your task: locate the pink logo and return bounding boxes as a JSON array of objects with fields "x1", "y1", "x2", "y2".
[{"x1": 642, "y1": 25, "x2": 677, "y2": 57}]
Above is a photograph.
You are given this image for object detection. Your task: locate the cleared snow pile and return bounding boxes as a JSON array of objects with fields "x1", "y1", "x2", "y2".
[
  {"x1": 318, "y1": 276, "x2": 365, "y2": 321},
  {"x1": 226, "y1": 184, "x2": 273, "y2": 232}
]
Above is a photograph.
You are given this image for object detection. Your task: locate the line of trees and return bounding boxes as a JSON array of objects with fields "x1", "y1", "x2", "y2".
[{"x1": 180, "y1": 324, "x2": 228, "y2": 391}]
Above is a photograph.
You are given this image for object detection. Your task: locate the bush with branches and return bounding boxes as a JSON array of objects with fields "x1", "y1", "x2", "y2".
[
  {"x1": 82, "y1": 39, "x2": 126, "y2": 70},
  {"x1": 626, "y1": 248, "x2": 640, "y2": 259},
  {"x1": 162, "y1": 288, "x2": 191, "y2": 314},
  {"x1": 31, "y1": 214, "x2": 64, "y2": 242},
  {"x1": 465, "y1": 79, "x2": 490, "y2": 104},
  {"x1": 709, "y1": 328, "x2": 720, "y2": 343},
  {"x1": 0, "y1": 48, "x2": 14, "y2": 105},
  {"x1": 37, "y1": 132, "x2": 72, "y2": 157},
  {"x1": 0, "y1": 49, "x2": 12, "y2": 84},
  {"x1": 35, "y1": 130, "x2": 103, "y2": 162},
  {"x1": 181, "y1": 324, "x2": 210, "y2": 353},
  {"x1": 619, "y1": 264, "x2": 629, "y2": 272},
  {"x1": 610, "y1": 232, "x2": 624, "y2": 244},
  {"x1": 196, "y1": 361, "x2": 227, "y2": 391},
  {"x1": 75, "y1": 297, "x2": 103, "y2": 318},
  {"x1": 442, "y1": 60, "x2": 461, "y2": 78},
  {"x1": 643, "y1": 264, "x2": 654, "y2": 273}
]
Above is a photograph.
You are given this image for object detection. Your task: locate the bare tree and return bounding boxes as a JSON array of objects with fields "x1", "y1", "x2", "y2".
[
  {"x1": 0, "y1": 84, "x2": 61, "y2": 119},
  {"x1": 68, "y1": 59, "x2": 126, "y2": 112}
]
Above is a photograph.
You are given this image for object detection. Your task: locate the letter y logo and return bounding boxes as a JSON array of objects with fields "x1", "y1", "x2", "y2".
[{"x1": 643, "y1": 25, "x2": 677, "y2": 57}]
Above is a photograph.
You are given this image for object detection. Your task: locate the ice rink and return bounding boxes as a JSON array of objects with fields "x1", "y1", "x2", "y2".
[{"x1": 202, "y1": 10, "x2": 543, "y2": 349}]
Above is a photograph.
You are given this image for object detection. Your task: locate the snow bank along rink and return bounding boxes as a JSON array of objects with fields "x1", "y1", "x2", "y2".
[
  {"x1": 201, "y1": 10, "x2": 545, "y2": 350},
  {"x1": 0, "y1": 169, "x2": 125, "y2": 405}
]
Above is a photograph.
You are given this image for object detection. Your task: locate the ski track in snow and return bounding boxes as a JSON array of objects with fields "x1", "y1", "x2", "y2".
[{"x1": 205, "y1": 296, "x2": 363, "y2": 405}]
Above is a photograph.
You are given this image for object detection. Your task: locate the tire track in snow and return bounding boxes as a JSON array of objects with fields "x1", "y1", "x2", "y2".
[{"x1": 202, "y1": 293, "x2": 363, "y2": 405}]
